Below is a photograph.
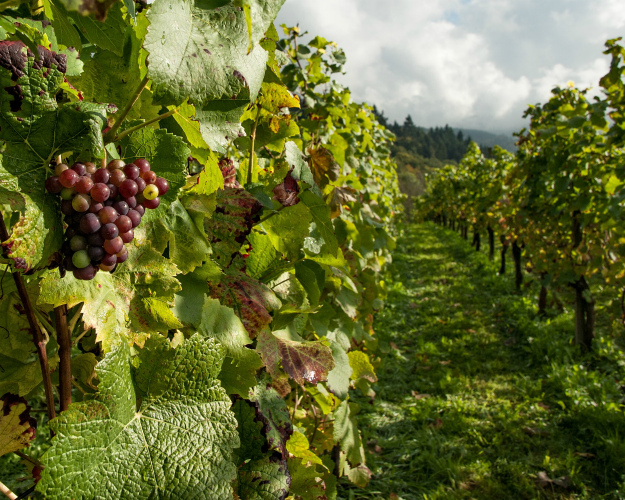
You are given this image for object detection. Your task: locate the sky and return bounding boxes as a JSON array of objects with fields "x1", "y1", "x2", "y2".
[{"x1": 275, "y1": 0, "x2": 625, "y2": 134}]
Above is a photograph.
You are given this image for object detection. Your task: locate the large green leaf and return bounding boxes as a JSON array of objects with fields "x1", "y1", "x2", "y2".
[
  {"x1": 145, "y1": 0, "x2": 284, "y2": 105},
  {"x1": 69, "y1": 2, "x2": 128, "y2": 55},
  {"x1": 0, "y1": 42, "x2": 108, "y2": 270},
  {"x1": 38, "y1": 334, "x2": 239, "y2": 498}
]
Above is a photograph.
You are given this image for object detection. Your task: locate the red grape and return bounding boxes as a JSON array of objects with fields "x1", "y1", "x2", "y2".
[
  {"x1": 99, "y1": 206, "x2": 118, "y2": 224},
  {"x1": 75, "y1": 176, "x2": 94, "y2": 194},
  {"x1": 59, "y1": 169, "x2": 79, "y2": 188},
  {"x1": 100, "y1": 223, "x2": 119, "y2": 240},
  {"x1": 79, "y1": 213, "x2": 101, "y2": 234},
  {"x1": 119, "y1": 179, "x2": 138, "y2": 198},
  {"x1": 110, "y1": 170, "x2": 126, "y2": 186},
  {"x1": 104, "y1": 237, "x2": 123, "y2": 255},
  {"x1": 133, "y1": 158, "x2": 150, "y2": 172},
  {"x1": 123, "y1": 164, "x2": 140, "y2": 180},
  {"x1": 101, "y1": 253, "x2": 117, "y2": 266},
  {"x1": 143, "y1": 197, "x2": 160, "y2": 210},
  {"x1": 87, "y1": 233, "x2": 105, "y2": 246},
  {"x1": 107, "y1": 184, "x2": 119, "y2": 198},
  {"x1": 73, "y1": 265, "x2": 97, "y2": 280},
  {"x1": 71, "y1": 163, "x2": 87, "y2": 176},
  {"x1": 127, "y1": 210, "x2": 141, "y2": 228},
  {"x1": 154, "y1": 177, "x2": 169, "y2": 195},
  {"x1": 100, "y1": 262, "x2": 116, "y2": 272},
  {"x1": 115, "y1": 215, "x2": 132, "y2": 233},
  {"x1": 113, "y1": 201, "x2": 129, "y2": 215},
  {"x1": 141, "y1": 170, "x2": 157, "y2": 184},
  {"x1": 135, "y1": 205, "x2": 145, "y2": 216},
  {"x1": 87, "y1": 246, "x2": 105, "y2": 261},
  {"x1": 89, "y1": 202, "x2": 104, "y2": 214},
  {"x1": 85, "y1": 162, "x2": 97, "y2": 175},
  {"x1": 107, "y1": 159, "x2": 125, "y2": 170},
  {"x1": 120, "y1": 230, "x2": 134, "y2": 244},
  {"x1": 135, "y1": 178, "x2": 146, "y2": 193},
  {"x1": 61, "y1": 200, "x2": 74, "y2": 216},
  {"x1": 45, "y1": 176, "x2": 63, "y2": 194},
  {"x1": 93, "y1": 169, "x2": 110, "y2": 184},
  {"x1": 116, "y1": 247, "x2": 129, "y2": 263}
]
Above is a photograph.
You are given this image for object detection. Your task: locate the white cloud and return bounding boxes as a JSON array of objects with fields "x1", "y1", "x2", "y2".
[{"x1": 276, "y1": 0, "x2": 625, "y2": 133}]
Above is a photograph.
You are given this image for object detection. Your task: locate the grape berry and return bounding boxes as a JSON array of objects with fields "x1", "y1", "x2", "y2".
[{"x1": 46, "y1": 159, "x2": 167, "y2": 280}]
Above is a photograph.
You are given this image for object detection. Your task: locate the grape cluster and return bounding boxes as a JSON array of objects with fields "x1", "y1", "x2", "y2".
[{"x1": 45, "y1": 159, "x2": 169, "y2": 280}]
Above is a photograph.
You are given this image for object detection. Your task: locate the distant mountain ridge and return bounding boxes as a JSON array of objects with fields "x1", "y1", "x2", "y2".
[{"x1": 453, "y1": 128, "x2": 518, "y2": 153}]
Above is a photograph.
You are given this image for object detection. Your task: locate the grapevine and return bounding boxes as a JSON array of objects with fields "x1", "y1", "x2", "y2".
[{"x1": 0, "y1": 0, "x2": 402, "y2": 498}]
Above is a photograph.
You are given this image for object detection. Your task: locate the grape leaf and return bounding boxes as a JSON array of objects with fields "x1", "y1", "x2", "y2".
[
  {"x1": 69, "y1": 2, "x2": 127, "y2": 55},
  {"x1": 0, "y1": 393, "x2": 36, "y2": 457},
  {"x1": 286, "y1": 430, "x2": 324, "y2": 467},
  {"x1": 209, "y1": 269, "x2": 281, "y2": 338},
  {"x1": 0, "y1": 42, "x2": 108, "y2": 270},
  {"x1": 262, "y1": 202, "x2": 311, "y2": 260},
  {"x1": 145, "y1": 0, "x2": 283, "y2": 105},
  {"x1": 333, "y1": 401, "x2": 365, "y2": 466},
  {"x1": 0, "y1": 274, "x2": 59, "y2": 396},
  {"x1": 195, "y1": 98, "x2": 248, "y2": 153},
  {"x1": 205, "y1": 188, "x2": 262, "y2": 267},
  {"x1": 299, "y1": 191, "x2": 339, "y2": 259},
  {"x1": 232, "y1": 398, "x2": 291, "y2": 500},
  {"x1": 196, "y1": 297, "x2": 263, "y2": 396},
  {"x1": 48, "y1": 1, "x2": 82, "y2": 49},
  {"x1": 38, "y1": 334, "x2": 240, "y2": 499},
  {"x1": 249, "y1": 381, "x2": 293, "y2": 457},
  {"x1": 247, "y1": 230, "x2": 280, "y2": 279},
  {"x1": 326, "y1": 341, "x2": 351, "y2": 399},
  {"x1": 257, "y1": 330, "x2": 335, "y2": 386},
  {"x1": 307, "y1": 146, "x2": 340, "y2": 188},
  {"x1": 68, "y1": 12, "x2": 159, "y2": 120},
  {"x1": 286, "y1": 459, "x2": 331, "y2": 500},
  {"x1": 348, "y1": 351, "x2": 377, "y2": 383},
  {"x1": 38, "y1": 245, "x2": 182, "y2": 350},
  {"x1": 137, "y1": 199, "x2": 211, "y2": 274}
]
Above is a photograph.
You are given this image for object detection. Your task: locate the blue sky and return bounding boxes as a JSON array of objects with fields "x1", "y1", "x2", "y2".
[{"x1": 276, "y1": 0, "x2": 625, "y2": 133}]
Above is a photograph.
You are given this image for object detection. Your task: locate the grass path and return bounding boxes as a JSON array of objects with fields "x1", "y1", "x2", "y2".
[{"x1": 340, "y1": 223, "x2": 625, "y2": 500}]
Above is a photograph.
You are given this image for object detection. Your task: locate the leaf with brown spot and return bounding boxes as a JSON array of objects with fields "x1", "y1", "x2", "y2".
[
  {"x1": 209, "y1": 269, "x2": 281, "y2": 339},
  {"x1": 307, "y1": 146, "x2": 340, "y2": 188},
  {"x1": 272, "y1": 170, "x2": 300, "y2": 207},
  {"x1": 257, "y1": 330, "x2": 335, "y2": 386},
  {"x1": 0, "y1": 393, "x2": 36, "y2": 457}
]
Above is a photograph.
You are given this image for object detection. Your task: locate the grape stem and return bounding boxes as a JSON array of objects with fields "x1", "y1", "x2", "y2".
[
  {"x1": 0, "y1": 218, "x2": 56, "y2": 430},
  {"x1": 104, "y1": 75, "x2": 149, "y2": 143},
  {"x1": 109, "y1": 107, "x2": 178, "y2": 143},
  {"x1": 247, "y1": 106, "x2": 262, "y2": 185},
  {"x1": 54, "y1": 304, "x2": 72, "y2": 412}
]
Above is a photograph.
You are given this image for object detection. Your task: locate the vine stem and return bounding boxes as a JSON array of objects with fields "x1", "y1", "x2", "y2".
[
  {"x1": 110, "y1": 107, "x2": 178, "y2": 143},
  {"x1": 0, "y1": 219, "x2": 56, "y2": 428},
  {"x1": 104, "y1": 75, "x2": 149, "y2": 143},
  {"x1": 0, "y1": 481, "x2": 16, "y2": 500},
  {"x1": 54, "y1": 305, "x2": 71, "y2": 412},
  {"x1": 247, "y1": 106, "x2": 262, "y2": 185}
]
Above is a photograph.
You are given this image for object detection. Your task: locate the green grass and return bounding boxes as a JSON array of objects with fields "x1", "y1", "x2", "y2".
[{"x1": 339, "y1": 222, "x2": 625, "y2": 500}]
